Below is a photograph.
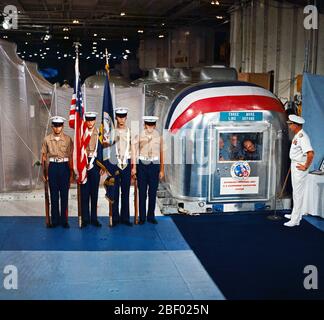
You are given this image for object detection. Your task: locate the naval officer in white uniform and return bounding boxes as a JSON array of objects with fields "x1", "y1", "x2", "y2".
[{"x1": 284, "y1": 114, "x2": 314, "y2": 227}]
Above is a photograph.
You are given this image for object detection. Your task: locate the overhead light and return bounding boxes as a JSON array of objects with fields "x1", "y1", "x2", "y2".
[
  {"x1": 113, "y1": 56, "x2": 117, "y2": 59},
  {"x1": 64, "y1": 54, "x2": 68, "y2": 58},
  {"x1": 3, "y1": 35, "x2": 8, "y2": 39},
  {"x1": 123, "y1": 55, "x2": 128, "y2": 60},
  {"x1": 211, "y1": 1, "x2": 220, "y2": 4},
  {"x1": 34, "y1": 53, "x2": 38, "y2": 56},
  {"x1": 123, "y1": 37, "x2": 128, "y2": 41},
  {"x1": 58, "y1": 57, "x2": 61, "y2": 60},
  {"x1": 125, "y1": 49, "x2": 130, "y2": 54},
  {"x1": 57, "y1": 51, "x2": 60, "y2": 54},
  {"x1": 26, "y1": 32, "x2": 31, "y2": 36},
  {"x1": 46, "y1": 47, "x2": 50, "y2": 50},
  {"x1": 2, "y1": 21, "x2": 10, "y2": 30},
  {"x1": 93, "y1": 42, "x2": 97, "y2": 45},
  {"x1": 138, "y1": 29, "x2": 144, "y2": 34},
  {"x1": 21, "y1": 56, "x2": 25, "y2": 59},
  {"x1": 73, "y1": 20, "x2": 79, "y2": 24},
  {"x1": 86, "y1": 56, "x2": 90, "y2": 60},
  {"x1": 63, "y1": 27, "x2": 69, "y2": 32},
  {"x1": 25, "y1": 41, "x2": 28, "y2": 44},
  {"x1": 101, "y1": 37, "x2": 106, "y2": 41},
  {"x1": 120, "y1": 12, "x2": 126, "y2": 16},
  {"x1": 93, "y1": 33, "x2": 97, "y2": 37},
  {"x1": 158, "y1": 34, "x2": 165, "y2": 38},
  {"x1": 216, "y1": 15, "x2": 224, "y2": 19},
  {"x1": 96, "y1": 54, "x2": 99, "y2": 58},
  {"x1": 64, "y1": 36, "x2": 69, "y2": 39}
]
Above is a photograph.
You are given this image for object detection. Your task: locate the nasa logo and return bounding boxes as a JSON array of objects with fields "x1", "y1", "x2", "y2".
[{"x1": 231, "y1": 161, "x2": 251, "y2": 180}]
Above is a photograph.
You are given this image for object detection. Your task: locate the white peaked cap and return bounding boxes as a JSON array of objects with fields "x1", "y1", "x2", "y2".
[
  {"x1": 115, "y1": 108, "x2": 129, "y2": 115},
  {"x1": 143, "y1": 116, "x2": 159, "y2": 123},
  {"x1": 50, "y1": 116, "x2": 66, "y2": 124},
  {"x1": 85, "y1": 111, "x2": 98, "y2": 118},
  {"x1": 287, "y1": 114, "x2": 305, "y2": 125}
]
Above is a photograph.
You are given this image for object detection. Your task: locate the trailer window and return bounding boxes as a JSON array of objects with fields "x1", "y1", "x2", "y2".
[{"x1": 218, "y1": 132, "x2": 263, "y2": 162}]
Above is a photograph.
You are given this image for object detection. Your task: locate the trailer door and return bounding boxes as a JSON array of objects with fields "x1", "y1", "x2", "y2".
[{"x1": 208, "y1": 120, "x2": 272, "y2": 203}]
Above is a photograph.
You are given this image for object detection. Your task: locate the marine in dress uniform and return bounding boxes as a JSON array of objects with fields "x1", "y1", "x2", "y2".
[
  {"x1": 80, "y1": 112, "x2": 102, "y2": 228},
  {"x1": 41, "y1": 116, "x2": 73, "y2": 228},
  {"x1": 284, "y1": 114, "x2": 314, "y2": 227},
  {"x1": 132, "y1": 116, "x2": 165, "y2": 225},
  {"x1": 110, "y1": 108, "x2": 133, "y2": 226}
]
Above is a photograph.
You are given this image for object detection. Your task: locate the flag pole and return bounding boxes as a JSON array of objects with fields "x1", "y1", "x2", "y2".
[
  {"x1": 104, "y1": 48, "x2": 114, "y2": 228},
  {"x1": 73, "y1": 41, "x2": 83, "y2": 229},
  {"x1": 54, "y1": 83, "x2": 57, "y2": 116}
]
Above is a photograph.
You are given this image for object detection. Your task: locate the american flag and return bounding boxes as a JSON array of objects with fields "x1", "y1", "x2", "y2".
[{"x1": 69, "y1": 54, "x2": 91, "y2": 184}]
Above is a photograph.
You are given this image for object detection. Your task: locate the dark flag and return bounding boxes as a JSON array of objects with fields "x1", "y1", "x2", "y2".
[{"x1": 96, "y1": 61, "x2": 119, "y2": 202}]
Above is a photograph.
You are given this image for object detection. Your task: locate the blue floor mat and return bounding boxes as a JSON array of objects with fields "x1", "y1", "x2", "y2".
[
  {"x1": 171, "y1": 212, "x2": 324, "y2": 300},
  {"x1": 0, "y1": 216, "x2": 189, "y2": 251}
]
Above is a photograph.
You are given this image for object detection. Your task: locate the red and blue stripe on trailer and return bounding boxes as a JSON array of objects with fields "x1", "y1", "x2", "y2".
[{"x1": 165, "y1": 82, "x2": 285, "y2": 133}]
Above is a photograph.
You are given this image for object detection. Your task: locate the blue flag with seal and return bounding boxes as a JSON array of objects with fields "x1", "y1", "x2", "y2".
[{"x1": 96, "y1": 63, "x2": 119, "y2": 202}]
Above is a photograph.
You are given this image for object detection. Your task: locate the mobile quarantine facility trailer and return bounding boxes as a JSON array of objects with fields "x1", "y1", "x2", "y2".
[{"x1": 141, "y1": 68, "x2": 290, "y2": 214}]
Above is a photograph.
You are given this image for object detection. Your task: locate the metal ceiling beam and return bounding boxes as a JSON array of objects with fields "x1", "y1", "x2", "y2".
[
  {"x1": 165, "y1": 0, "x2": 201, "y2": 19},
  {"x1": 41, "y1": 0, "x2": 50, "y2": 18}
]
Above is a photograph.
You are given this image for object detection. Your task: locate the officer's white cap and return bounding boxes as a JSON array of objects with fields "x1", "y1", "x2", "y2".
[
  {"x1": 143, "y1": 116, "x2": 159, "y2": 123},
  {"x1": 115, "y1": 107, "x2": 128, "y2": 115},
  {"x1": 287, "y1": 114, "x2": 305, "y2": 125},
  {"x1": 50, "y1": 116, "x2": 65, "y2": 124},
  {"x1": 85, "y1": 111, "x2": 98, "y2": 119}
]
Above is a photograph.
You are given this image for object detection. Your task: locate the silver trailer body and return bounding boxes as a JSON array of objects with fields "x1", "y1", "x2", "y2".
[{"x1": 143, "y1": 79, "x2": 290, "y2": 213}]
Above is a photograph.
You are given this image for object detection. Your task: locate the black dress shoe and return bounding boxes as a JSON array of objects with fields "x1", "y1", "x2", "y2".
[
  {"x1": 62, "y1": 223, "x2": 70, "y2": 229},
  {"x1": 81, "y1": 222, "x2": 88, "y2": 228},
  {"x1": 46, "y1": 223, "x2": 53, "y2": 228},
  {"x1": 121, "y1": 221, "x2": 133, "y2": 227},
  {"x1": 138, "y1": 220, "x2": 145, "y2": 225},
  {"x1": 91, "y1": 220, "x2": 102, "y2": 227},
  {"x1": 147, "y1": 218, "x2": 158, "y2": 224}
]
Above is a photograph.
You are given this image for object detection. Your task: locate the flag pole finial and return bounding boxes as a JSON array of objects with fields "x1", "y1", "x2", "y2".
[
  {"x1": 105, "y1": 48, "x2": 110, "y2": 75},
  {"x1": 73, "y1": 42, "x2": 82, "y2": 57}
]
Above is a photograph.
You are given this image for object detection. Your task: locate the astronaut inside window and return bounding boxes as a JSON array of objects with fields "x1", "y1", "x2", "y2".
[{"x1": 218, "y1": 133, "x2": 263, "y2": 162}]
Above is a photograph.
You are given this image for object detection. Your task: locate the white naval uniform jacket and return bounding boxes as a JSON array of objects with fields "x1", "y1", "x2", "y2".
[{"x1": 289, "y1": 129, "x2": 313, "y2": 223}]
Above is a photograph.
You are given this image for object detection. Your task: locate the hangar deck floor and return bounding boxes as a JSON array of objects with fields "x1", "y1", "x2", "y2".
[
  {"x1": 0, "y1": 188, "x2": 323, "y2": 300},
  {"x1": 0, "y1": 187, "x2": 224, "y2": 300}
]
